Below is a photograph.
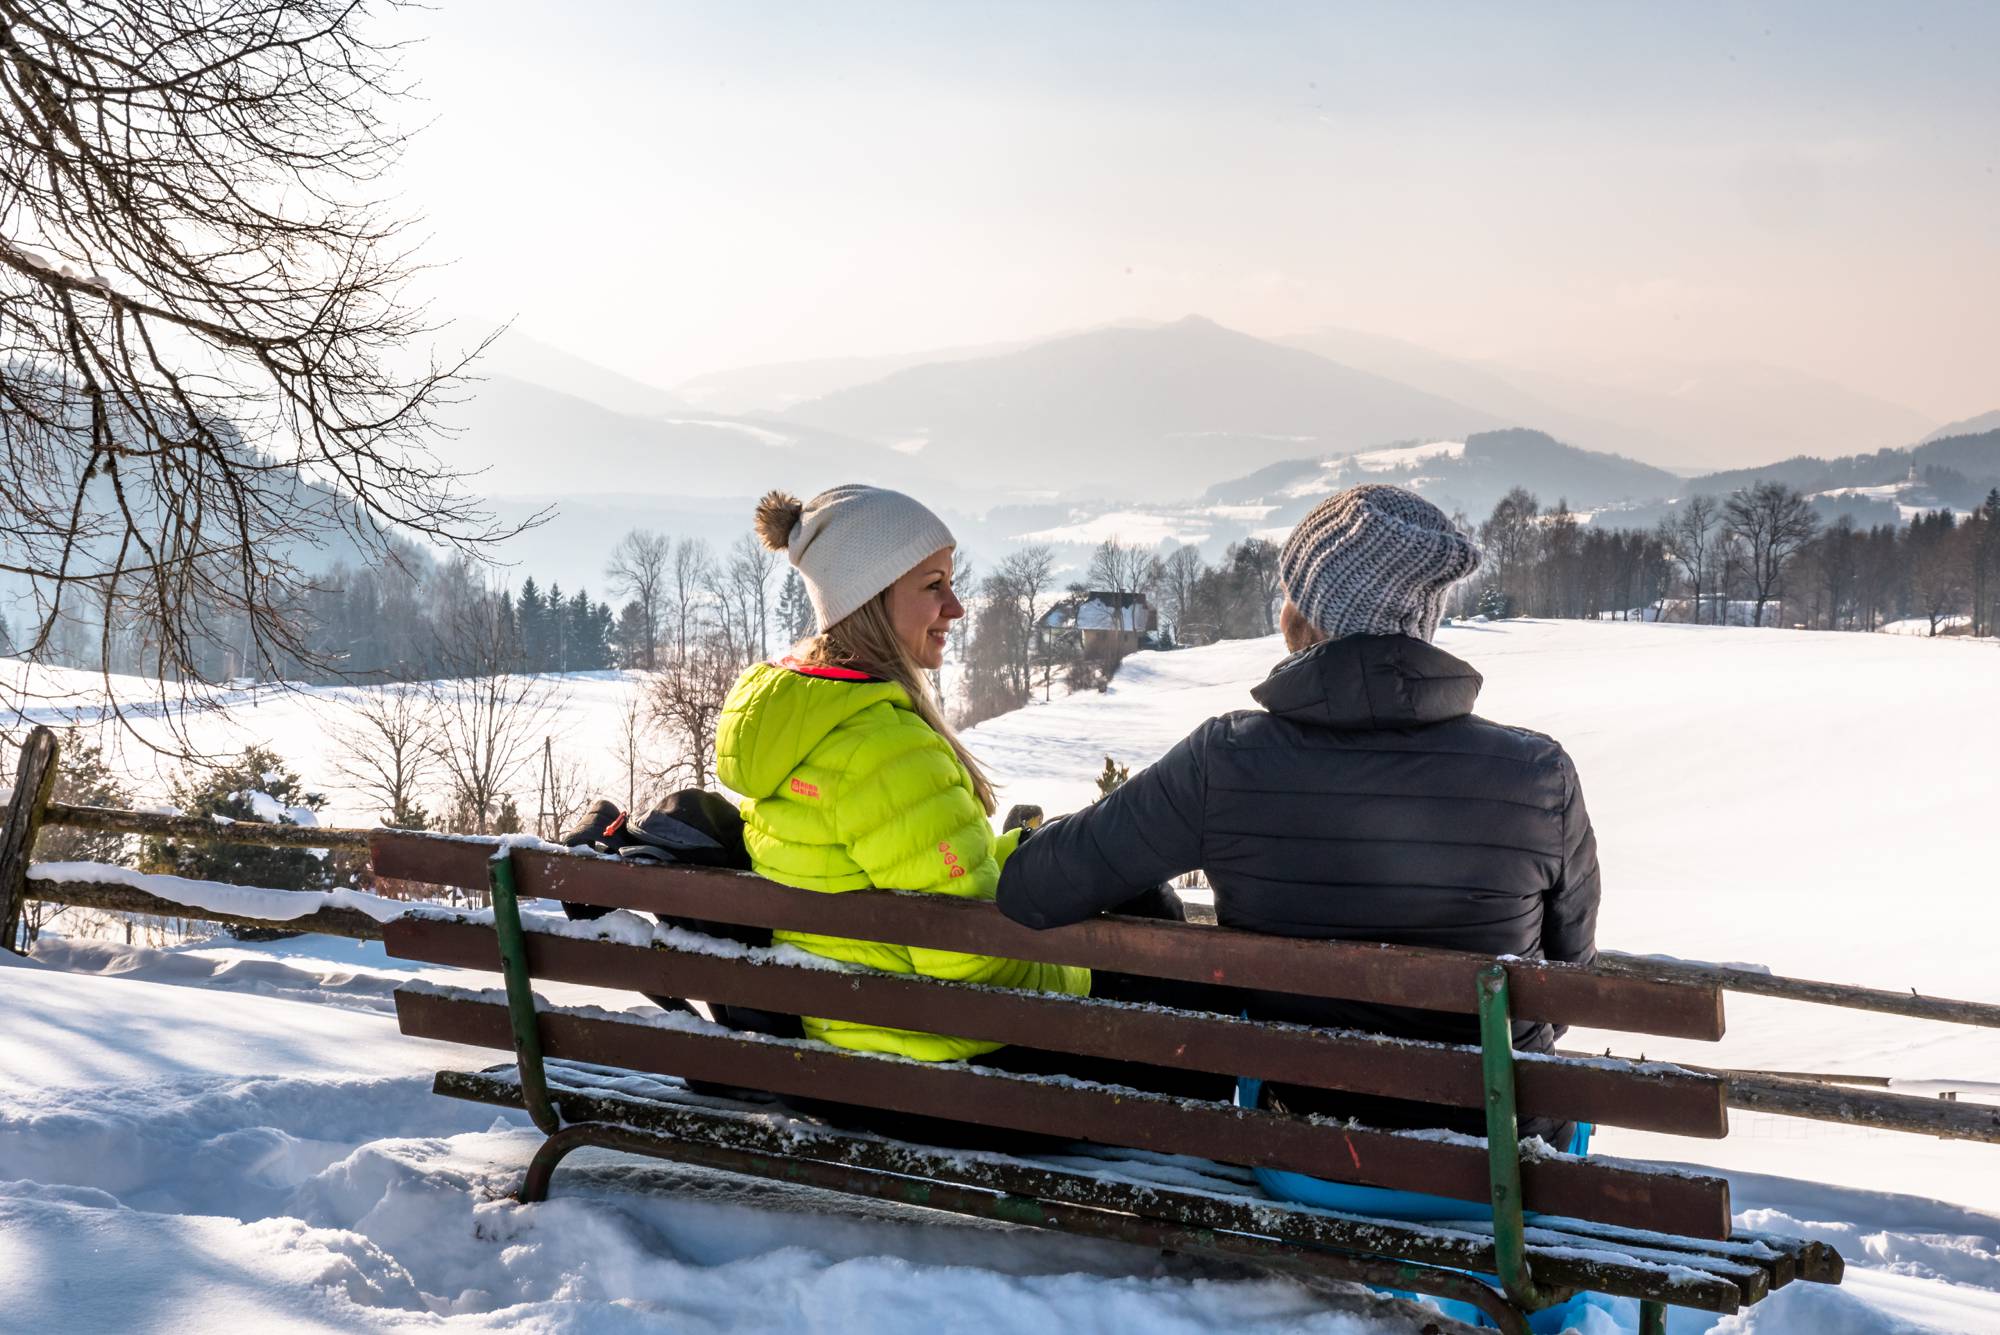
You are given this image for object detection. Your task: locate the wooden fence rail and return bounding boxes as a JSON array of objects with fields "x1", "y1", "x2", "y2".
[
  {"x1": 14, "y1": 859, "x2": 2000, "y2": 1145},
  {"x1": 2, "y1": 723, "x2": 1995, "y2": 1147},
  {"x1": 25, "y1": 796, "x2": 2000, "y2": 1029}
]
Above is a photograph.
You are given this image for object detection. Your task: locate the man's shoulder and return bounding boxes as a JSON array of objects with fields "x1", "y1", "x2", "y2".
[
  {"x1": 1455, "y1": 714, "x2": 1578, "y2": 771},
  {"x1": 1212, "y1": 707, "x2": 1578, "y2": 779}
]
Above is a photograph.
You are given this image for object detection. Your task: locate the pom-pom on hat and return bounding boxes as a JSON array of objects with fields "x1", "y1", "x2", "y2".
[
  {"x1": 1278, "y1": 484, "x2": 1481, "y2": 643},
  {"x1": 754, "y1": 485, "x2": 957, "y2": 632}
]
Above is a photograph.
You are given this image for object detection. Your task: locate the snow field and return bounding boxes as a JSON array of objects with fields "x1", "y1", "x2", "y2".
[
  {"x1": 5, "y1": 618, "x2": 2000, "y2": 1330},
  {"x1": 2, "y1": 943, "x2": 1424, "y2": 1333}
]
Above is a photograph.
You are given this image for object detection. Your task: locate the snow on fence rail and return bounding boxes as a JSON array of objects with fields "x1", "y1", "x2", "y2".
[
  {"x1": 24, "y1": 860, "x2": 408, "y2": 942},
  {"x1": 2, "y1": 724, "x2": 1997, "y2": 1147}
]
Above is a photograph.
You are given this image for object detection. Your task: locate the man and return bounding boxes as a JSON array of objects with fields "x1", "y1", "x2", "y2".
[{"x1": 996, "y1": 484, "x2": 1600, "y2": 1147}]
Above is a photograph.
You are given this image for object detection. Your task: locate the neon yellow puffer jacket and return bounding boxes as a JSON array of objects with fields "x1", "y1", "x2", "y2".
[{"x1": 714, "y1": 659, "x2": 1089, "y2": 1060}]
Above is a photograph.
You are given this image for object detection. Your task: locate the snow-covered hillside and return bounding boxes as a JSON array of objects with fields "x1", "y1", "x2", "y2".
[
  {"x1": 971, "y1": 622, "x2": 2000, "y2": 1211},
  {"x1": 4, "y1": 620, "x2": 1999, "y2": 1332}
]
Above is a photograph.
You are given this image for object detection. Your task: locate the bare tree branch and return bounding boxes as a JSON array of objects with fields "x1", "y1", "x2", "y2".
[{"x1": 0, "y1": 1, "x2": 535, "y2": 753}]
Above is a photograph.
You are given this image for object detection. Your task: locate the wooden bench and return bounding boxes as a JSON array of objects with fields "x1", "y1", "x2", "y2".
[{"x1": 372, "y1": 830, "x2": 1844, "y2": 1335}]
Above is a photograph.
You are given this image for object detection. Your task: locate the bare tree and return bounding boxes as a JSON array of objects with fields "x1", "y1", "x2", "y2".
[
  {"x1": 647, "y1": 636, "x2": 738, "y2": 789},
  {"x1": 728, "y1": 532, "x2": 781, "y2": 662},
  {"x1": 1657, "y1": 495, "x2": 1718, "y2": 624},
  {"x1": 668, "y1": 538, "x2": 714, "y2": 658},
  {"x1": 427, "y1": 594, "x2": 555, "y2": 834},
  {"x1": 331, "y1": 683, "x2": 438, "y2": 827},
  {"x1": 998, "y1": 545, "x2": 1057, "y2": 698},
  {"x1": 1713, "y1": 531, "x2": 1750, "y2": 625},
  {"x1": 705, "y1": 543, "x2": 746, "y2": 662},
  {"x1": 1479, "y1": 489, "x2": 1541, "y2": 617},
  {"x1": 945, "y1": 548, "x2": 976, "y2": 679},
  {"x1": 1225, "y1": 538, "x2": 1281, "y2": 634},
  {"x1": 0, "y1": 2, "x2": 522, "y2": 749},
  {"x1": 1087, "y1": 536, "x2": 1160, "y2": 603},
  {"x1": 1908, "y1": 513, "x2": 1969, "y2": 636},
  {"x1": 1157, "y1": 543, "x2": 1206, "y2": 644},
  {"x1": 1723, "y1": 483, "x2": 1820, "y2": 628},
  {"x1": 605, "y1": 530, "x2": 671, "y2": 670},
  {"x1": 609, "y1": 681, "x2": 656, "y2": 812}
]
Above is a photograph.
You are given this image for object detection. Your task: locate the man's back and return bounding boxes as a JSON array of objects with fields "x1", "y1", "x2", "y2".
[
  {"x1": 998, "y1": 633, "x2": 1600, "y2": 1132},
  {"x1": 1198, "y1": 635, "x2": 1596, "y2": 1043}
]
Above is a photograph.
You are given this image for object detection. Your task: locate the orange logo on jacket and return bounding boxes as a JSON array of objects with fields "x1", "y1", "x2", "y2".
[
  {"x1": 789, "y1": 778, "x2": 820, "y2": 799},
  {"x1": 938, "y1": 840, "x2": 965, "y2": 878}
]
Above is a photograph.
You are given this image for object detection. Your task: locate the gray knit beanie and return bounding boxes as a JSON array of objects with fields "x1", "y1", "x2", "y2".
[
  {"x1": 1278, "y1": 484, "x2": 1481, "y2": 642},
  {"x1": 754, "y1": 484, "x2": 956, "y2": 632}
]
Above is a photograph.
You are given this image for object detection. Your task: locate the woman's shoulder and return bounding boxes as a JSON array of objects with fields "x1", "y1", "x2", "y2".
[{"x1": 823, "y1": 695, "x2": 949, "y2": 768}]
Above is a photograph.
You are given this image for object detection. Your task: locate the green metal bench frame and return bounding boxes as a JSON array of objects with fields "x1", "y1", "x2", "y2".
[{"x1": 412, "y1": 842, "x2": 1835, "y2": 1335}]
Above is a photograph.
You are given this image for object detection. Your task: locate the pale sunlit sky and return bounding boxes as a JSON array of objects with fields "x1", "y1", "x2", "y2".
[{"x1": 387, "y1": 1, "x2": 1998, "y2": 419}]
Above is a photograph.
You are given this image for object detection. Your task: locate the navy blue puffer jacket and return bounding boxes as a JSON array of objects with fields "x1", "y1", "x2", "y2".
[{"x1": 996, "y1": 633, "x2": 1601, "y2": 1134}]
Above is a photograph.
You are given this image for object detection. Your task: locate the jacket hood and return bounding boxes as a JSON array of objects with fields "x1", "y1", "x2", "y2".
[
  {"x1": 715, "y1": 660, "x2": 911, "y2": 799},
  {"x1": 1250, "y1": 634, "x2": 1482, "y2": 730}
]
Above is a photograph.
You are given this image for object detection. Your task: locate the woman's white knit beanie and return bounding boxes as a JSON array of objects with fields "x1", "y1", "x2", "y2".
[
  {"x1": 772, "y1": 484, "x2": 957, "y2": 632},
  {"x1": 1278, "y1": 484, "x2": 1481, "y2": 642}
]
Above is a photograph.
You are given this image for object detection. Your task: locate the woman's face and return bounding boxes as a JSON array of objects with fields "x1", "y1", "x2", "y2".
[{"x1": 885, "y1": 547, "x2": 964, "y2": 670}]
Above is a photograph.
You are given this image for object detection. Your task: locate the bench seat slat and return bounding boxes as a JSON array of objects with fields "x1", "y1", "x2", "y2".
[
  {"x1": 384, "y1": 915, "x2": 1729, "y2": 1137},
  {"x1": 394, "y1": 987, "x2": 1733, "y2": 1239},
  {"x1": 435, "y1": 1064, "x2": 1758, "y2": 1314},
  {"x1": 368, "y1": 834, "x2": 1726, "y2": 1041}
]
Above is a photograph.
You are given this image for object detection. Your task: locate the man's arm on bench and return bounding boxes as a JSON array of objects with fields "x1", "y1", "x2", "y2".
[{"x1": 997, "y1": 723, "x2": 1212, "y2": 928}]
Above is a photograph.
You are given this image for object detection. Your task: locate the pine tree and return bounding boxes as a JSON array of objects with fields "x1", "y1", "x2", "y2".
[
  {"x1": 492, "y1": 795, "x2": 524, "y2": 835},
  {"x1": 0, "y1": 610, "x2": 12, "y2": 655},
  {"x1": 591, "y1": 599, "x2": 617, "y2": 669},
  {"x1": 143, "y1": 747, "x2": 333, "y2": 893},
  {"x1": 566, "y1": 589, "x2": 610, "y2": 670},
  {"x1": 777, "y1": 570, "x2": 814, "y2": 644},
  {"x1": 516, "y1": 578, "x2": 547, "y2": 671},
  {"x1": 544, "y1": 582, "x2": 567, "y2": 672},
  {"x1": 613, "y1": 600, "x2": 651, "y2": 668},
  {"x1": 35, "y1": 736, "x2": 135, "y2": 864}
]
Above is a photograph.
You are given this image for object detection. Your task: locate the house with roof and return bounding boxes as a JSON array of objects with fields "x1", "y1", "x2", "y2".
[{"x1": 1037, "y1": 590, "x2": 1158, "y2": 658}]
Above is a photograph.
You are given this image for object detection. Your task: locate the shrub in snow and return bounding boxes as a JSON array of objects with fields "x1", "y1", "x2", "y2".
[
  {"x1": 1477, "y1": 584, "x2": 1514, "y2": 620},
  {"x1": 33, "y1": 735, "x2": 135, "y2": 866},
  {"x1": 16, "y1": 734, "x2": 137, "y2": 948},
  {"x1": 143, "y1": 746, "x2": 336, "y2": 903},
  {"x1": 1094, "y1": 755, "x2": 1131, "y2": 801}
]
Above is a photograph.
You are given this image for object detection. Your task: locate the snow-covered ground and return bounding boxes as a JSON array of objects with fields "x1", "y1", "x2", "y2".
[
  {"x1": 5, "y1": 620, "x2": 2000, "y2": 1331},
  {"x1": 1881, "y1": 615, "x2": 1974, "y2": 636},
  {"x1": 2, "y1": 666, "x2": 654, "y2": 826}
]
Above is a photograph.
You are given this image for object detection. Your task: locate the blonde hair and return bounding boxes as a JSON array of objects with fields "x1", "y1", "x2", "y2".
[{"x1": 798, "y1": 590, "x2": 997, "y2": 816}]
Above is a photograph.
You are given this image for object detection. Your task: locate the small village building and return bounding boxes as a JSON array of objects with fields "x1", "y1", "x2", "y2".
[{"x1": 1037, "y1": 591, "x2": 1158, "y2": 658}]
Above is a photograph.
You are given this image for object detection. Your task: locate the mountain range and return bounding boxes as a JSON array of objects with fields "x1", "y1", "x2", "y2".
[
  {"x1": 402, "y1": 318, "x2": 1992, "y2": 591},
  {"x1": 776, "y1": 316, "x2": 1503, "y2": 501},
  {"x1": 1273, "y1": 329, "x2": 1938, "y2": 473}
]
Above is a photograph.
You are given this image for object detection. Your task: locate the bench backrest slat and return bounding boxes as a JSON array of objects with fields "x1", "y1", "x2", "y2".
[
  {"x1": 386, "y1": 915, "x2": 1728, "y2": 1138},
  {"x1": 394, "y1": 986, "x2": 1733, "y2": 1240},
  {"x1": 370, "y1": 834, "x2": 1725, "y2": 1041}
]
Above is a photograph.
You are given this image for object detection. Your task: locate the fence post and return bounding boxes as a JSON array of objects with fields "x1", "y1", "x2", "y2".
[{"x1": 0, "y1": 727, "x2": 61, "y2": 954}]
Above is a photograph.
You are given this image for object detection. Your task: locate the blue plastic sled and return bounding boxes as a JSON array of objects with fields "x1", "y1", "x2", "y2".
[{"x1": 1237, "y1": 1077, "x2": 1599, "y2": 1332}]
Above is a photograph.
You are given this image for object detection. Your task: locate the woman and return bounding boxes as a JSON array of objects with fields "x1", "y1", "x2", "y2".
[{"x1": 714, "y1": 484, "x2": 1089, "y2": 1062}]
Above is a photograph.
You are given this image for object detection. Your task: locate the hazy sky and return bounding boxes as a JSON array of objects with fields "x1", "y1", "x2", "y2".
[{"x1": 388, "y1": 2, "x2": 1997, "y2": 419}]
